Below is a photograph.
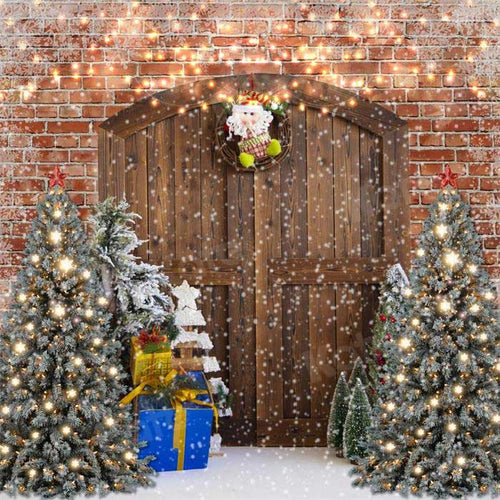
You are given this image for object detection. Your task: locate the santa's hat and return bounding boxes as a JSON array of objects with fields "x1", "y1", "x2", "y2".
[{"x1": 232, "y1": 90, "x2": 270, "y2": 113}]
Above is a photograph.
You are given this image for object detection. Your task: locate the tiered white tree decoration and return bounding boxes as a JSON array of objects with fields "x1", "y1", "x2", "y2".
[{"x1": 171, "y1": 280, "x2": 220, "y2": 376}]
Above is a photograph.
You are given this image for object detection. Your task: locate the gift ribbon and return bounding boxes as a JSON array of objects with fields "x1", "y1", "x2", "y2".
[
  {"x1": 171, "y1": 389, "x2": 219, "y2": 470},
  {"x1": 119, "y1": 369, "x2": 178, "y2": 406}
]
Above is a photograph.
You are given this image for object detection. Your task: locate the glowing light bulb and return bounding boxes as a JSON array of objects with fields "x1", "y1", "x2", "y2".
[
  {"x1": 31, "y1": 254, "x2": 40, "y2": 264},
  {"x1": 53, "y1": 208, "x2": 62, "y2": 219},
  {"x1": 410, "y1": 318, "x2": 420, "y2": 327},
  {"x1": 459, "y1": 352, "x2": 469, "y2": 362},
  {"x1": 492, "y1": 414, "x2": 500, "y2": 424},
  {"x1": 93, "y1": 338, "x2": 102, "y2": 346},
  {"x1": 416, "y1": 248, "x2": 424, "y2": 257},
  {"x1": 479, "y1": 332, "x2": 488, "y2": 342},
  {"x1": 456, "y1": 456, "x2": 466, "y2": 467},
  {"x1": 413, "y1": 466, "x2": 423, "y2": 475},
  {"x1": 69, "y1": 458, "x2": 80, "y2": 470},
  {"x1": 484, "y1": 291, "x2": 493, "y2": 300},
  {"x1": 447, "y1": 422, "x2": 457, "y2": 432},
  {"x1": 416, "y1": 428, "x2": 425, "y2": 437},
  {"x1": 13, "y1": 342, "x2": 26, "y2": 354},
  {"x1": 434, "y1": 224, "x2": 448, "y2": 239},
  {"x1": 28, "y1": 469, "x2": 37, "y2": 478},
  {"x1": 18, "y1": 293, "x2": 27, "y2": 303},
  {"x1": 49, "y1": 230, "x2": 62, "y2": 244},
  {"x1": 438, "y1": 202, "x2": 450, "y2": 212},
  {"x1": 44, "y1": 401, "x2": 54, "y2": 411},
  {"x1": 443, "y1": 251, "x2": 460, "y2": 268},
  {"x1": 25, "y1": 322, "x2": 34, "y2": 332},
  {"x1": 469, "y1": 304, "x2": 480, "y2": 313},
  {"x1": 61, "y1": 425, "x2": 71, "y2": 436},
  {"x1": 1, "y1": 406, "x2": 9, "y2": 415},
  {"x1": 386, "y1": 402, "x2": 396, "y2": 412},
  {"x1": 97, "y1": 296, "x2": 108, "y2": 306},
  {"x1": 123, "y1": 451, "x2": 135, "y2": 461},
  {"x1": 399, "y1": 337, "x2": 411, "y2": 350},
  {"x1": 84, "y1": 309, "x2": 94, "y2": 318},
  {"x1": 453, "y1": 385, "x2": 463, "y2": 396},
  {"x1": 73, "y1": 357, "x2": 83, "y2": 367},
  {"x1": 0, "y1": 445, "x2": 10, "y2": 455},
  {"x1": 31, "y1": 431, "x2": 40, "y2": 439},
  {"x1": 438, "y1": 299, "x2": 452, "y2": 314},
  {"x1": 105, "y1": 417, "x2": 115, "y2": 427},
  {"x1": 11, "y1": 377, "x2": 20, "y2": 387},
  {"x1": 52, "y1": 303, "x2": 66, "y2": 318},
  {"x1": 395, "y1": 373, "x2": 405, "y2": 383},
  {"x1": 430, "y1": 397, "x2": 439, "y2": 407},
  {"x1": 108, "y1": 367, "x2": 118, "y2": 376},
  {"x1": 67, "y1": 389, "x2": 77, "y2": 400},
  {"x1": 82, "y1": 269, "x2": 91, "y2": 280},
  {"x1": 58, "y1": 257, "x2": 74, "y2": 273},
  {"x1": 495, "y1": 362, "x2": 500, "y2": 372},
  {"x1": 402, "y1": 288, "x2": 412, "y2": 298},
  {"x1": 385, "y1": 442, "x2": 396, "y2": 452},
  {"x1": 467, "y1": 264, "x2": 477, "y2": 273}
]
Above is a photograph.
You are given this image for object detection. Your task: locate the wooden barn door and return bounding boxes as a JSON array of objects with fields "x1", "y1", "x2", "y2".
[{"x1": 98, "y1": 75, "x2": 409, "y2": 446}]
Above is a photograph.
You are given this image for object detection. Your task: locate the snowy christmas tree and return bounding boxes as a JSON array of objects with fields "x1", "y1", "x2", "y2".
[
  {"x1": 0, "y1": 169, "x2": 152, "y2": 497},
  {"x1": 327, "y1": 372, "x2": 350, "y2": 454},
  {"x1": 353, "y1": 168, "x2": 499, "y2": 497}
]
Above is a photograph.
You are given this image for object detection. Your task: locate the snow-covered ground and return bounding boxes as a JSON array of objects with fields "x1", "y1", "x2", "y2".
[{"x1": 102, "y1": 447, "x2": 435, "y2": 500}]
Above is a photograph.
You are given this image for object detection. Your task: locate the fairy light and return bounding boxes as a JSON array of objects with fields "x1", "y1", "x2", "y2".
[
  {"x1": 93, "y1": 338, "x2": 103, "y2": 346},
  {"x1": 395, "y1": 373, "x2": 405, "y2": 383},
  {"x1": 1, "y1": 406, "x2": 9, "y2": 415},
  {"x1": 386, "y1": 402, "x2": 396, "y2": 412},
  {"x1": 434, "y1": 224, "x2": 448, "y2": 239},
  {"x1": 453, "y1": 384, "x2": 464, "y2": 396},
  {"x1": 492, "y1": 414, "x2": 500, "y2": 424},
  {"x1": 49, "y1": 230, "x2": 62, "y2": 244},
  {"x1": 105, "y1": 417, "x2": 115, "y2": 427},
  {"x1": 123, "y1": 451, "x2": 135, "y2": 461},
  {"x1": 61, "y1": 425, "x2": 71, "y2": 436},
  {"x1": 97, "y1": 297, "x2": 108, "y2": 306},
  {"x1": 385, "y1": 442, "x2": 396, "y2": 452},
  {"x1": 84, "y1": 309, "x2": 94, "y2": 318},
  {"x1": 413, "y1": 466, "x2": 423, "y2": 475},
  {"x1": 416, "y1": 248, "x2": 425, "y2": 257},
  {"x1": 402, "y1": 287, "x2": 412, "y2": 298},
  {"x1": 399, "y1": 337, "x2": 411, "y2": 350},
  {"x1": 484, "y1": 291, "x2": 493, "y2": 300},
  {"x1": 0, "y1": 445, "x2": 10, "y2": 455},
  {"x1": 18, "y1": 293, "x2": 27, "y2": 303},
  {"x1": 108, "y1": 367, "x2": 118, "y2": 376},
  {"x1": 43, "y1": 401, "x2": 54, "y2": 411},
  {"x1": 469, "y1": 303, "x2": 480, "y2": 313},
  {"x1": 31, "y1": 254, "x2": 40, "y2": 264},
  {"x1": 69, "y1": 458, "x2": 80, "y2": 470},
  {"x1": 447, "y1": 422, "x2": 457, "y2": 432},
  {"x1": 31, "y1": 431, "x2": 40, "y2": 439},
  {"x1": 438, "y1": 299, "x2": 452, "y2": 314},
  {"x1": 52, "y1": 303, "x2": 66, "y2": 319},
  {"x1": 467, "y1": 264, "x2": 478, "y2": 273},
  {"x1": 443, "y1": 251, "x2": 460, "y2": 268},
  {"x1": 67, "y1": 389, "x2": 77, "y2": 400},
  {"x1": 82, "y1": 269, "x2": 91, "y2": 280},
  {"x1": 410, "y1": 318, "x2": 420, "y2": 327},
  {"x1": 459, "y1": 352, "x2": 469, "y2": 362},
  {"x1": 73, "y1": 357, "x2": 83, "y2": 367},
  {"x1": 456, "y1": 456, "x2": 466, "y2": 467},
  {"x1": 416, "y1": 428, "x2": 425, "y2": 437},
  {"x1": 13, "y1": 342, "x2": 26, "y2": 354},
  {"x1": 53, "y1": 208, "x2": 62, "y2": 218},
  {"x1": 479, "y1": 332, "x2": 488, "y2": 342},
  {"x1": 11, "y1": 377, "x2": 20, "y2": 387},
  {"x1": 58, "y1": 257, "x2": 74, "y2": 273},
  {"x1": 28, "y1": 469, "x2": 37, "y2": 478},
  {"x1": 429, "y1": 396, "x2": 439, "y2": 407}
]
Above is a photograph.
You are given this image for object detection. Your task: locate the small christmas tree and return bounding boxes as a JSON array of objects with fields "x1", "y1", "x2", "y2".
[
  {"x1": 353, "y1": 168, "x2": 499, "y2": 497},
  {"x1": 0, "y1": 169, "x2": 152, "y2": 496},
  {"x1": 348, "y1": 356, "x2": 370, "y2": 390},
  {"x1": 327, "y1": 372, "x2": 351, "y2": 455},
  {"x1": 343, "y1": 379, "x2": 371, "y2": 461}
]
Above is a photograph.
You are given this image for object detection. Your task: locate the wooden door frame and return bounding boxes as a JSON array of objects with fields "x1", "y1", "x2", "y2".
[{"x1": 98, "y1": 74, "x2": 409, "y2": 446}]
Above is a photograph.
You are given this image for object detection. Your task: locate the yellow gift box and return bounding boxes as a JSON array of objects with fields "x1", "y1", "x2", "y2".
[{"x1": 131, "y1": 337, "x2": 173, "y2": 386}]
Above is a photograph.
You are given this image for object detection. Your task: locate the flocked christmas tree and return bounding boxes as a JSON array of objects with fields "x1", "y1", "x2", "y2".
[
  {"x1": 0, "y1": 169, "x2": 152, "y2": 497},
  {"x1": 353, "y1": 167, "x2": 499, "y2": 498},
  {"x1": 348, "y1": 356, "x2": 370, "y2": 391},
  {"x1": 327, "y1": 372, "x2": 351, "y2": 454},
  {"x1": 343, "y1": 378, "x2": 371, "y2": 462}
]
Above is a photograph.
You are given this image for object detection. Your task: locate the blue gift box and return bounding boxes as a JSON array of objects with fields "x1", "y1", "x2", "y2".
[{"x1": 137, "y1": 371, "x2": 214, "y2": 472}]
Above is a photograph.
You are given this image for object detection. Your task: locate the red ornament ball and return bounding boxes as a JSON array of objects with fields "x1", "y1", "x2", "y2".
[{"x1": 379, "y1": 315, "x2": 387, "y2": 322}]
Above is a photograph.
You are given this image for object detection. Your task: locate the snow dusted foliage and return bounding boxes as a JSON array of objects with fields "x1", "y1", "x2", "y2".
[
  {"x1": 0, "y1": 187, "x2": 153, "y2": 497},
  {"x1": 209, "y1": 378, "x2": 233, "y2": 418},
  {"x1": 90, "y1": 197, "x2": 175, "y2": 341},
  {"x1": 353, "y1": 187, "x2": 499, "y2": 498},
  {"x1": 327, "y1": 372, "x2": 351, "y2": 453}
]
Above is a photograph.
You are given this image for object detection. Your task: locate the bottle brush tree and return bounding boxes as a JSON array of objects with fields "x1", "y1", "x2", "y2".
[
  {"x1": 343, "y1": 378, "x2": 371, "y2": 462},
  {"x1": 0, "y1": 170, "x2": 153, "y2": 497},
  {"x1": 348, "y1": 356, "x2": 370, "y2": 391},
  {"x1": 352, "y1": 170, "x2": 499, "y2": 498},
  {"x1": 327, "y1": 372, "x2": 351, "y2": 454}
]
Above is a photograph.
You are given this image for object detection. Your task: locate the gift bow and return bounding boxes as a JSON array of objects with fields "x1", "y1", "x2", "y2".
[{"x1": 119, "y1": 369, "x2": 178, "y2": 406}]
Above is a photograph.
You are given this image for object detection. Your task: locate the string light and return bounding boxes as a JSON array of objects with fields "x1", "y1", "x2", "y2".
[
  {"x1": 28, "y1": 469, "x2": 37, "y2": 479},
  {"x1": 1, "y1": 406, "x2": 10, "y2": 415},
  {"x1": 399, "y1": 337, "x2": 411, "y2": 350},
  {"x1": 492, "y1": 414, "x2": 500, "y2": 424},
  {"x1": 456, "y1": 456, "x2": 466, "y2": 467},
  {"x1": 434, "y1": 224, "x2": 448, "y2": 239},
  {"x1": 385, "y1": 442, "x2": 396, "y2": 452},
  {"x1": 73, "y1": 357, "x2": 83, "y2": 367},
  {"x1": 49, "y1": 230, "x2": 62, "y2": 244},
  {"x1": 11, "y1": 377, "x2": 20, "y2": 387},
  {"x1": 58, "y1": 257, "x2": 74, "y2": 273},
  {"x1": 469, "y1": 303, "x2": 480, "y2": 313},
  {"x1": 61, "y1": 425, "x2": 71, "y2": 436},
  {"x1": 31, "y1": 254, "x2": 40, "y2": 264},
  {"x1": 386, "y1": 402, "x2": 396, "y2": 412},
  {"x1": 97, "y1": 297, "x2": 108, "y2": 306},
  {"x1": 31, "y1": 431, "x2": 40, "y2": 439},
  {"x1": 416, "y1": 428, "x2": 425, "y2": 437},
  {"x1": 453, "y1": 384, "x2": 464, "y2": 396},
  {"x1": 459, "y1": 352, "x2": 469, "y2": 362},
  {"x1": 82, "y1": 270, "x2": 91, "y2": 280},
  {"x1": 484, "y1": 291, "x2": 493, "y2": 300},
  {"x1": 51, "y1": 303, "x2": 66, "y2": 318},
  {"x1": 395, "y1": 373, "x2": 405, "y2": 383},
  {"x1": 413, "y1": 466, "x2": 423, "y2": 475},
  {"x1": 467, "y1": 264, "x2": 478, "y2": 273},
  {"x1": 69, "y1": 458, "x2": 81, "y2": 470},
  {"x1": 43, "y1": 401, "x2": 54, "y2": 411},
  {"x1": 443, "y1": 250, "x2": 460, "y2": 268},
  {"x1": 108, "y1": 367, "x2": 118, "y2": 376},
  {"x1": 18, "y1": 293, "x2": 27, "y2": 303},
  {"x1": 67, "y1": 389, "x2": 77, "y2": 400},
  {"x1": 416, "y1": 248, "x2": 424, "y2": 257},
  {"x1": 105, "y1": 417, "x2": 115, "y2": 427},
  {"x1": 0, "y1": 445, "x2": 10, "y2": 455},
  {"x1": 438, "y1": 299, "x2": 452, "y2": 314},
  {"x1": 429, "y1": 396, "x2": 439, "y2": 407},
  {"x1": 447, "y1": 422, "x2": 458, "y2": 432},
  {"x1": 13, "y1": 342, "x2": 26, "y2": 354},
  {"x1": 84, "y1": 309, "x2": 94, "y2": 318},
  {"x1": 53, "y1": 208, "x2": 62, "y2": 219}
]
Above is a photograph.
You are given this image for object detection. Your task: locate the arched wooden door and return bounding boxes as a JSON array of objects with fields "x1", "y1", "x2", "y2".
[{"x1": 98, "y1": 75, "x2": 409, "y2": 446}]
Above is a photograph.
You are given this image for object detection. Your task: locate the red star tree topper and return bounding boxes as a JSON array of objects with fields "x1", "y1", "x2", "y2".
[
  {"x1": 438, "y1": 165, "x2": 459, "y2": 189},
  {"x1": 48, "y1": 166, "x2": 67, "y2": 189}
]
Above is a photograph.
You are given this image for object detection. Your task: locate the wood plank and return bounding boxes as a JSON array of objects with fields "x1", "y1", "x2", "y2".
[
  {"x1": 201, "y1": 104, "x2": 227, "y2": 259},
  {"x1": 269, "y1": 257, "x2": 391, "y2": 283},
  {"x1": 147, "y1": 120, "x2": 176, "y2": 262},
  {"x1": 97, "y1": 129, "x2": 109, "y2": 199},
  {"x1": 281, "y1": 106, "x2": 310, "y2": 420},
  {"x1": 255, "y1": 165, "x2": 283, "y2": 434},
  {"x1": 333, "y1": 117, "x2": 364, "y2": 375},
  {"x1": 174, "y1": 109, "x2": 202, "y2": 258},
  {"x1": 360, "y1": 130, "x2": 384, "y2": 258},
  {"x1": 161, "y1": 258, "x2": 241, "y2": 286},
  {"x1": 227, "y1": 169, "x2": 256, "y2": 445},
  {"x1": 124, "y1": 131, "x2": 148, "y2": 260},
  {"x1": 306, "y1": 107, "x2": 336, "y2": 419},
  {"x1": 257, "y1": 418, "x2": 328, "y2": 447}
]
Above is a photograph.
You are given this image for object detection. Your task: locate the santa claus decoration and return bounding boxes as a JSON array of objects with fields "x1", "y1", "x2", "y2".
[{"x1": 225, "y1": 90, "x2": 286, "y2": 168}]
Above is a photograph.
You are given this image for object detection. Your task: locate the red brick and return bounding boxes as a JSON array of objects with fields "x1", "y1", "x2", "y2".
[
  {"x1": 433, "y1": 120, "x2": 479, "y2": 132},
  {"x1": 408, "y1": 90, "x2": 453, "y2": 102},
  {"x1": 47, "y1": 121, "x2": 89, "y2": 133}
]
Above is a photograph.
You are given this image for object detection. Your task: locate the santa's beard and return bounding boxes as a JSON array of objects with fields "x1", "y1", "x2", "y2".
[{"x1": 226, "y1": 108, "x2": 274, "y2": 139}]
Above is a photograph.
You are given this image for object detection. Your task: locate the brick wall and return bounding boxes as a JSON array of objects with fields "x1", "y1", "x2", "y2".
[{"x1": 0, "y1": 1, "x2": 499, "y2": 308}]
